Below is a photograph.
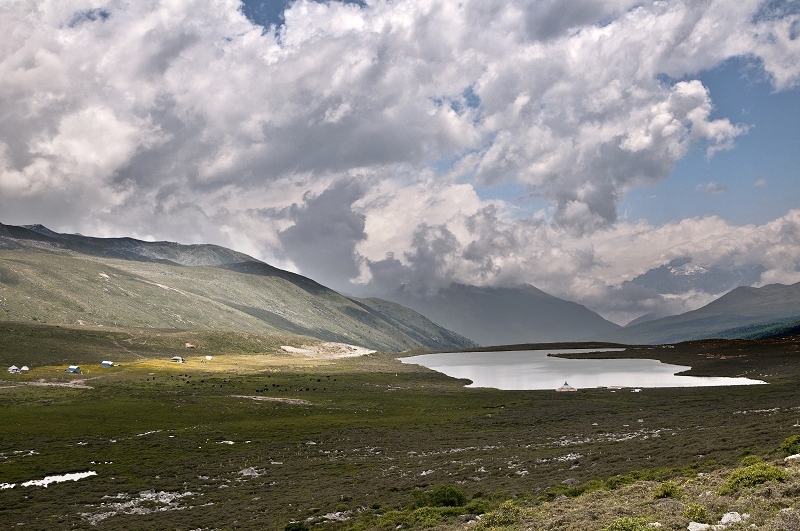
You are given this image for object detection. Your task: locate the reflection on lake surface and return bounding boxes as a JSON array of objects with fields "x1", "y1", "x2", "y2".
[{"x1": 398, "y1": 349, "x2": 766, "y2": 390}]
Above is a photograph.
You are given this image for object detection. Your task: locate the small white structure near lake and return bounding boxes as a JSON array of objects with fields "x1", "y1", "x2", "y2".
[
  {"x1": 170, "y1": 356, "x2": 185, "y2": 363},
  {"x1": 556, "y1": 381, "x2": 577, "y2": 392},
  {"x1": 7, "y1": 365, "x2": 20, "y2": 374},
  {"x1": 20, "y1": 365, "x2": 29, "y2": 373},
  {"x1": 101, "y1": 360, "x2": 114, "y2": 367},
  {"x1": 65, "y1": 365, "x2": 81, "y2": 373}
]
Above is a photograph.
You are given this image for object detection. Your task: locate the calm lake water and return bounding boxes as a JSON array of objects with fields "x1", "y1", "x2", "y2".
[{"x1": 398, "y1": 349, "x2": 766, "y2": 390}]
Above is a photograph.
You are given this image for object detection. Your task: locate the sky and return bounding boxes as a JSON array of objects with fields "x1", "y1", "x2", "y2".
[{"x1": 1, "y1": 0, "x2": 799, "y2": 324}]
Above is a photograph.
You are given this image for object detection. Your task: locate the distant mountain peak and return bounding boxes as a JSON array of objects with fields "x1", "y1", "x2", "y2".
[
  {"x1": 23, "y1": 224, "x2": 61, "y2": 238},
  {"x1": 626, "y1": 256, "x2": 765, "y2": 296},
  {"x1": 601, "y1": 281, "x2": 800, "y2": 344}
]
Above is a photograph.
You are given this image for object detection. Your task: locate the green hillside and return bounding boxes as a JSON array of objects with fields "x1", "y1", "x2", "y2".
[{"x1": 0, "y1": 249, "x2": 472, "y2": 352}]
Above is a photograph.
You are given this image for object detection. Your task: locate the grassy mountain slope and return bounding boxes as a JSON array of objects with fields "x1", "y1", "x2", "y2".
[
  {"x1": 1, "y1": 223, "x2": 253, "y2": 265},
  {"x1": 0, "y1": 225, "x2": 474, "y2": 352},
  {"x1": 601, "y1": 282, "x2": 800, "y2": 344}
]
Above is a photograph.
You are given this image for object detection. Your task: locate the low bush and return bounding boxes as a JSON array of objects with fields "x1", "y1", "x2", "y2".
[
  {"x1": 780, "y1": 435, "x2": 800, "y2": 456},
  {"x1": 653, "y1": 480, "x2": 682, "y2": 499},
  {"x1": 740, "y1": 455, "x2": 764, "y2": 466},
  {"x1": 407, "y1": 506, "x2": 444, "y2": 527},
  {"x1": 412, "y1": 485, "x2": 467, "y2": 508},
  {"x1": 603, "y1": 517, "x2": 651, "y2": 531},
  {"x1": 379, "y1": 506, "x2": 463, "y2": 529},
  {"x1": 682, "y1": 503, "x2": 709, "y2": 523},
  {"x1": 718, "y1": 462, "x2": 789, "y2": 494},
  {"x1": 476, "y1": 500, "x2": 523, "y2": 529},
  {"x1": 464, "y1": 498, "x2": 493, "y2": 515},
  {"x1": 605, "y1": 466, "x2": 697, "y2": 490},
  {"x1": 543, "y1": 478, "x2": 605, "y2": 500}
]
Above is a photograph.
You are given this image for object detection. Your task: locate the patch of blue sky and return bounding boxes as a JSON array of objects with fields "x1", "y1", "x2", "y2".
[
  {"x1": 753, "y1": 0, "x2": 800, "y2": 22},
  {"x1": 68, "y1": 8, "x2": 110, "y2": 27},
  {"x1": 620, "y1": 57, "x2": 800, "y2": 226},
  {"x1": 240, "y1": 0, "x2": 365, "y2": 29}
]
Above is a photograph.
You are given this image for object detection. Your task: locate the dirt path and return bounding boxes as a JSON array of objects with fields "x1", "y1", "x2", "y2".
[{"x1": 280, "y1": 342, "x2": 375, "y2": 360}]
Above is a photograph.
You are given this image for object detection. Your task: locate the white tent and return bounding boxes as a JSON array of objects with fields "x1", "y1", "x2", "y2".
[
  {"x1": 20, "y1": 366, "x2": 29, "y2": 373},
  {"x1": 65, "y1": 365, "x2": 81, "y2": 373},
  {"x1": 101, "y1": 361, "x2": 113, "y2": 367},
  {"x1": 7, "y1": 365, "x2": 19, "y2": 374},
  {"x1": 556, "y1": 381, "x2": 577, "y2": 392}
]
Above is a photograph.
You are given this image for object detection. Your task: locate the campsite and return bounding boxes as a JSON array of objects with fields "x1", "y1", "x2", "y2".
[{"x1": 1, "y1": 322, "x2": 800, "y2": 530}]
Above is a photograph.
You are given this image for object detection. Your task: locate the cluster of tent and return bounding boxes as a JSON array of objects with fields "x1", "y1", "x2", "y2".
[
  {"x1": 66, "y1": 361, "x2": 114, "y2": 373},
  {"x1": 7, "y1": 361, "x2": 116, "y2": 375}
]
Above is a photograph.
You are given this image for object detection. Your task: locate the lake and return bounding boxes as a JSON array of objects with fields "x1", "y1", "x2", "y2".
[{"x1": 398, "y1": 349, "x2": 766, "y2": 390}]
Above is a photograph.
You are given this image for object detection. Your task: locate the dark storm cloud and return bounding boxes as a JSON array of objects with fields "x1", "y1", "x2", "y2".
[{"x1": 278, "y1": 180, "x2": 367, "y2": 286}]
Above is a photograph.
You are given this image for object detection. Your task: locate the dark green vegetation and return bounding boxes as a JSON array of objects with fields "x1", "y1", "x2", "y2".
[
  {"x1": 1, "y1": 325, "x2": 800, "y2": 529},
  {"x1": 0, "y1": 238, "x2": 473, "y2": 351}
]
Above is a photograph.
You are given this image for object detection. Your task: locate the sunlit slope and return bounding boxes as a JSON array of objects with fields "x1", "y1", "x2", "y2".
[{"x1": 0, "y1": 251, "x2": 473, "y2": 352}]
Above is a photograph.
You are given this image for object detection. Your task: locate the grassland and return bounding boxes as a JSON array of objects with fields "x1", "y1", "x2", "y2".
[{"x1": 1, "y1": 323, "x2": 800, "y2": 530}]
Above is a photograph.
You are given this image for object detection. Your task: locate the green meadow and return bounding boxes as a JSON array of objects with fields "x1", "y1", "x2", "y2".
[{"x1": 1, "y1": 323, "x2": 799, "y2": 530}]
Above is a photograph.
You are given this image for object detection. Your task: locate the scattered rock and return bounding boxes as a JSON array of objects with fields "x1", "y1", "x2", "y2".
[
  {"x1": 687, "y1": 523, "x2": 710, "y2": 531},
  {"x1": 561, "y1": 478, "x2": 579, "y2": 486},
  {"x1": 719, "y1": 512, "x2": 744, "y2": 525}
]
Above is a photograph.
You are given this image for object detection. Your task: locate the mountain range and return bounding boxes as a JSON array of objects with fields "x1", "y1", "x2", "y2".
[
  {"x1": 600, "y1": 282, "x2": 800, "y2": 344},
  {"x1": 2, "y1": 222, "x2": 798, "y2": 348}
]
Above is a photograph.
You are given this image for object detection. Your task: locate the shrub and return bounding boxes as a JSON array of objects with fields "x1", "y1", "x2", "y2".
[
  {"x1": 604, "y1": 517, "x2": 651, "y2": 531},
  {"x1": 740, "y1": 455, "x2": 763, "y2": 466},
  {"x1": 413, "y1": 485, "x2": 467, "y2": 508},
  {"x1": 780, "y1": 435, "x2": 800, "y2": 456},
  {"x1": 544, "y1": 478, "x2": 605, "y2": 500},
  {"x1": 464, "y1": 498, "x2": 493, "y2": 515},
  {"x1": 653, "y1": 481, "x2": 682, "y2": 499},
  {"x1": 682, "y1": 503, "x2": 709, "y2": 523},
  {"x1": 378, "y1": 510, "x2": 406, "y2": 527},
  {"x1": 408, "y1": 506, "x2": 444, "y2": 527},
  {"x1": 476, "y1": 500, "x2": 523, "y2": 529},
  {"x1": 718, "y1": 462, "x2": 789, "y2": 494}
]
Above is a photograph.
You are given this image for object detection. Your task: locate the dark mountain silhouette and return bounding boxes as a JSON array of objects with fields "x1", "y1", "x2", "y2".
[{"x1": 388, "y1": 282, "x2": 621, "y2": 346}]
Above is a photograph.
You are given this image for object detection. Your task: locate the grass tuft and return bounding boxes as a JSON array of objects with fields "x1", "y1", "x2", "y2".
[{"x1": 603, "y1": 516, "x2": 651, "y2": 531}]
